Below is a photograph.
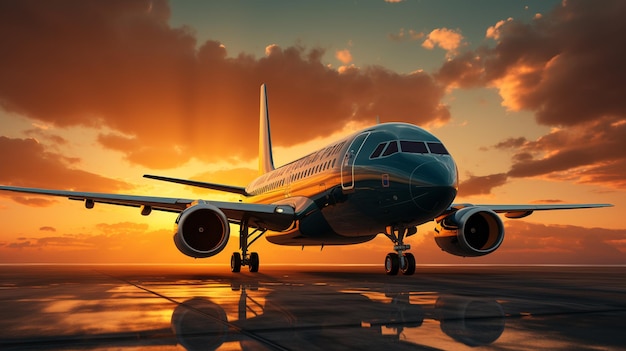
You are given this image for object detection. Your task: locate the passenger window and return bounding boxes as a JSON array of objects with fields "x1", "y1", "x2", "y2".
[
  {"x1": 370, "y1": 142, "x2": 387, "y2": 158},
  {"x1": 427, "y1": 142, "x2": 449, "y2": 155},
  {"x1": 382, "y1": 141, "x2": 399, "y2": 156},
  {"x1": 400, "y1": 141, "x2": 428, "y2": 154}
]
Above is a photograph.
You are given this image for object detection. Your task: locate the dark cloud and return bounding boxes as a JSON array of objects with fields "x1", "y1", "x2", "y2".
[
  {"x1": 39, "y1": 226, "x2": 56, "y2": 232},
  {"x1": 0, "y1": 0, "x2": 450, "y2": 169},
  {"x1": 492, "y1": 137, "x2": 527, "y2": 150},
  {"x1": 458, "y1": 173, "x2": 508, "y2": 197},
  {"x1": 0, "y1": 136, "x2": 133, "y2": 196},
  {"x1": 505, "y1": 119, "x2": 626, "y2": 187},
  {"x1": 437, "y1": 0, "x2": 626, "y2": 189}
]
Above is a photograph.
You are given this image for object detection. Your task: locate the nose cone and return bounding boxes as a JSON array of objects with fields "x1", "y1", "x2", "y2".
[{"x1": 410, "y1": 160, "x2": 457, "y2": 213}]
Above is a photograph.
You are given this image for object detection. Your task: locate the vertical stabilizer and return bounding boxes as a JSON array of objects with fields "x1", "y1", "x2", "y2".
[{"x1": 259, "y1": 84, "x2": 275, "y2": 175}]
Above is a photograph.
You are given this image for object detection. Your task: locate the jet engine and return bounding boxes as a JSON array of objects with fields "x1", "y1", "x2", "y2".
[
  {"x1": 434, "y1": 207, "x2": 504, "y2": 257},
  {"x1": 173, "y1": 202, "x2": 230, "y2": 258}
]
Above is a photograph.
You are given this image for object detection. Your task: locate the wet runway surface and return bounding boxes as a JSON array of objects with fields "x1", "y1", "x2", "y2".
[{"x1": 0, "y1": 265, "x2": 624, "y2": 350}]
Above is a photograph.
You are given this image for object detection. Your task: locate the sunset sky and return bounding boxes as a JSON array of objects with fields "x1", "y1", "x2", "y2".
[{"x1": 1, "y1": 0, "x2": 625, "y2": 265}]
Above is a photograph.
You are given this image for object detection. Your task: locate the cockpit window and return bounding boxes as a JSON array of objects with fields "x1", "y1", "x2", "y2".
[
  {"x1": 370, "y1": 142, "x2": 387, "y2": 158},
  {"x1": 370, "y1": 140, "x2": 449, "y2": 159},
  {"x1": 427, "y1": 142, "x2": 449, "y2": 155},
  {"x1": 382, "y1": 140, "x2": 399, "y2": 156},
  {"x1": 400, "y1": 141, "x2": 428, "y2": 154}
]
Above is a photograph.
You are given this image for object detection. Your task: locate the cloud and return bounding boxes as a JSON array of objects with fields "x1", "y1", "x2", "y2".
[
  {"x1": 422, "y1": 28, "x2": 464, "y2": 58},
  {"x1": 491, "y1": 119, "x2": 626, "y2": 188},
  {"x1": 335, "y1": 49, "x2": 353, "y2": 64},
  {"x1": 530, "y1": 199, "x2": 564, "y2": 204},
  {"x1": 0, "y1": 136, "x2": 133, "y2": 196},
  {"x1": 435, "y1": 0, "x2": 626, "y2": 189},
  {"x1": 0, "y1": 0, "x2": 450, "y2": 169},
  {"x1": 419, "y1": 220, "x2": 626, "y2": 264},
  {"x1": 0, "y1": 221, "x2": 175, "y2": 263},
  {"x1": 497, "y1": 221, "x2": 626, "y2": 264},
  {"x1": 492, "y1": 137, "x2": 527, "y2": 150},
  {"x1": 458, "y1": 173, "x2": 508, "y2": 197},
  {"x1": 10, "y1": 196, "x2": 58, "y2": 208},
  {"x1": 388, "y1": 28, "x2": 424, "y2": 42},
  {"x1": 2, "y1": 219, "x2": 623, "y2": 265},
  {"x1": 485, "y1": 18, "x2": 512, "y2": 40}
]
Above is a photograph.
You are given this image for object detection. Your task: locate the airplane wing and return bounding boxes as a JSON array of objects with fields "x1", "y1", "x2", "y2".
[
  {"x1": 0, "y1": 185, "x2": 295, "y2": 230},
  {"x1": 448, "y1": 203, "x2": 613, "y2": 219}
]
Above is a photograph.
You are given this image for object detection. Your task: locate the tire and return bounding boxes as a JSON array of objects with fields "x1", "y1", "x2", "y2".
[
  {"x1": 231, "y1": 252, "x2": 242, "y2": 273},
  {"x1": 249, "y1": 252, "x2": 259, "y2": 273},
  {"x1": 385, "y1": 253, "x2": 399, "y2": 275},
  {"x1": 401, "y1": 253, "x2": 416, "y2": 275}
]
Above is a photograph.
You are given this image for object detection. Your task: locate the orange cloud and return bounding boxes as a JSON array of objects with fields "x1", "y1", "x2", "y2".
[
  {"x1": 0, "y1": 137, "x2": 133, "y2": 196},
  {"x1": 422, "y1": 28, "x2": 464, "y2": 58},
  {"x1": 0, "y1": 221, "x2": 183, "y2": 263},
  {"x1": 0, "y1": 1, "x2": 450, "y2": 170},
  {"x1": 335, "y1": 49, "x2": 353, "y2": 64},
  {"x1": 435, "y1": 0, "x2": 626, "y2": 189},
  {"x1": 485, "y1": 18, "x2": 512, "y2": 40}
]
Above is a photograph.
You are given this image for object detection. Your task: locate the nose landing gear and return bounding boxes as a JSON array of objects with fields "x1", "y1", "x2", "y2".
[{"x1": 384, "y1": 226, "x2": 417, "y2": 276}]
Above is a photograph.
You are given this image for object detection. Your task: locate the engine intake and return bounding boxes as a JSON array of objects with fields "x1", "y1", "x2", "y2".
[
  {"x1": 434, "y1": 207, "x2": 504, "y2": 257},
  {"x1": 174, "y1": 202, "x2": 230, "y2": 258}
]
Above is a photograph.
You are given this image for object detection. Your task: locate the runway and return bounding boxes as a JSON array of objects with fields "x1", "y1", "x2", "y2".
[{"x1": 0, "y1": 265, "x2": 624, "y2": 350}]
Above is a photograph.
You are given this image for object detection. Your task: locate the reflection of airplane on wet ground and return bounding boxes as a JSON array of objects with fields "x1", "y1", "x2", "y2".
[
  {"x1": 1, "y1": 266, "x2": 624, "y2": 350},
  {"x1": 171, "y1": 283, "x2": 505, "y2": 351},
  {"x1": 0, "y1": 85, "x2": 612, "y2": 274},
  {"x1": 0, "y1": 274, "x2": 506, "y2": 350}
]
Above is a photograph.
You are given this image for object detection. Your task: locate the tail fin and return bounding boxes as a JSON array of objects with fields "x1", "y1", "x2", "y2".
[{"x1": 259, "y1": 84, "x2": 275, "y2": 175}]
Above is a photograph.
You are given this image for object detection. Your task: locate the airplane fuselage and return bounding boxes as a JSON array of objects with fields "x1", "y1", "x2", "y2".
[{"x1": 244, "y1": 123, "x2": 459, "y2": 246}]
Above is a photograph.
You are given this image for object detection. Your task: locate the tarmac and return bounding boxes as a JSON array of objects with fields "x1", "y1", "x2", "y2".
[{"x1": 0, "y1": 264, "x2": 624, "y2": 350}]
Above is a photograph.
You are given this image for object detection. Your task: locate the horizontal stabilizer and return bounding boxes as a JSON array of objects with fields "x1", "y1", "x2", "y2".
[{"x1": 144, "y1": 174, "x2": 250, "y2": 196}]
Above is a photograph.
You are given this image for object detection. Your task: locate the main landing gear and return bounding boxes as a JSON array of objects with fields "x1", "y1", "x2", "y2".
[
  {"x1": 384, "y1": 226, "x2": 417, "y2": 276},
  {"x1": 231, "y1": 219, "x2": 266, "y2": 273}
]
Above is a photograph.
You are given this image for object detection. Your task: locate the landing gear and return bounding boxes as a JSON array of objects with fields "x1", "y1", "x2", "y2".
[
  {"x1": 401, "y1": 252, "x2": 416, "y2": 275},
  {"x1": 230, "y1": 252, "x2": 242, "y2": 273},
  {"x1": 384, "y1": 226, "x2": 417, "y2": 276},
  {"x1": 385, "y1": 253, "x2": 400, "y2": 275},
  {"x1": 231, "y1": 218, "x2": 266, "y2": 273}
]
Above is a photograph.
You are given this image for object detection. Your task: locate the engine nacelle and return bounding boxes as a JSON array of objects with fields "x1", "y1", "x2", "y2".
[
  {"x1": 434, "y1": 207, "x2": 504, "y2": 257},
  {"x1": 173, "y1": 202, "x2": 230, "y2": 258}
]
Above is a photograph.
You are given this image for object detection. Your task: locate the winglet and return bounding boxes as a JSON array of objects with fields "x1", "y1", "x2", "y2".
[{"x1": 259, "y1": 84, "x2": 275, "y2": 175}]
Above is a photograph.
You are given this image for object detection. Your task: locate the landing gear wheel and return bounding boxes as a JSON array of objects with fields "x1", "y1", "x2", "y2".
[
  {"x1": 400, "y1": 253, "x2": 416, "y2": 275},
  {"x1": 385, "y1": 253, "x2": 400, "y2": 275},
  {"x1": 231, "y1": 252, "x2": 242, "y2": 273},
  {"x1": 249, "y1": 252, "x2": 259, "y2": 273}
]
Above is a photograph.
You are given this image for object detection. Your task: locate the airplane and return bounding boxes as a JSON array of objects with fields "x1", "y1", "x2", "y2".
[{"x1": 0, "y1": 84, "x2": 613, "y2": 275}]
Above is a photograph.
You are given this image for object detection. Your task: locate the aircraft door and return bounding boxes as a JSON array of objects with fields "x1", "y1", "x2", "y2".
[{"x1": 341, "y1": 132, "x2": 370, "y2": 190}]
